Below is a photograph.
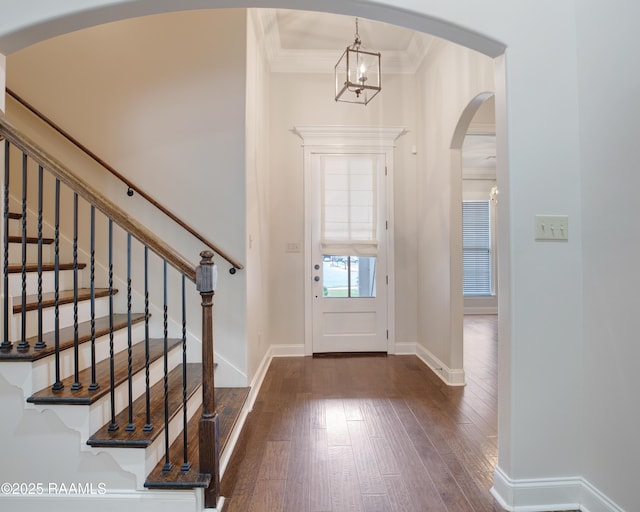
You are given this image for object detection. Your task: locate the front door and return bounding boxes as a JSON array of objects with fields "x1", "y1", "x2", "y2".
[{"x1": 310, "y1": 152, "x2": 388, "y2": 353}]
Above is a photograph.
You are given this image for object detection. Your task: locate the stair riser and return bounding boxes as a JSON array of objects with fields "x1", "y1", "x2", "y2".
[
  {"x1": 7, "y1": 218, "x2": 29, "y2": 238},
  {"x1": 8, "y1": 242, "x2": 54, "y2": 265},
  {"x1": 10, "y1": 295, "x2": 111, "y2": 340},
  {"x1": 8, "y1": 268, "x2": 78, "y2": 297},
  {"x1": 30, "y1": 322, "x2": 146, "y2": 392},
  {"x1": 88, "y1": 346, "x2": 183, "y2": 433}
]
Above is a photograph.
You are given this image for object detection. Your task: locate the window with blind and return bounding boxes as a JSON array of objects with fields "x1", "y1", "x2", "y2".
[
  {"x1": 462, "y1": 200, "x2": 492, "y2": 295},
  {"x1": 320, "y1": 154, "x2": 378, "y2": 256}
]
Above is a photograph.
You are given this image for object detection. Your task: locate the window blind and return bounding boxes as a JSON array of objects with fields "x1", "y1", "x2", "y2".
[
  {"x1": 463, "y1": 200, "x2": 492, "y2": 295},
  {"x1": 320, "y1": 154, "x2": 378, "y2": 255}
]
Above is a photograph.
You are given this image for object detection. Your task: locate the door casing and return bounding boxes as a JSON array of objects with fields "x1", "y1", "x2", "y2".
[{"x1": 294, "y1": 125, "x2": 404, "y2": 356}]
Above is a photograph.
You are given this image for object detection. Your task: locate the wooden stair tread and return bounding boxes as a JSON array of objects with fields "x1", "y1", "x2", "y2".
[
  {"x1": 88, "y1": 363, "x2": 202, "y2": 447},
  {"x1": 27, "y1": 337, "x2": 182, "y2": 405},
  {"x1": 7, "y1": 262, "x2": 87, "y2": 273},
  {"x1": 144, "y1": 387, "x2": 250, "y2": 489},
  {"x1": 8, "y1": 212, "x2": 22, "y2": 220},
  {"x1": 7, "y1": 235, "x2": 54, "y2": 244},
  {"x1": 216, "y1": 387, "x2": 251, "y2": 454},
  {"x1": 0, "y1": 313, "x2": 146, "y2": 361},
  {"x1": 12, "y1": 286, "x2": 114, "y2": 313}
]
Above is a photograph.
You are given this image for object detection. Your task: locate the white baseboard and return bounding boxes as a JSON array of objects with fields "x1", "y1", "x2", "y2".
[
  {"x1": 580, "y1": 478, "x2": 626, "y2": 512},
  {"x1": 270, "y1": 344, "x2": 305, "y2": 357},
  {"x1": 217, "y1": 351, "x2": 270, "y2": 479},
  {"x1": 415, "y1": 343, "x2": 465, "y2": 386},
  {"x1": 464, "y1": 306, "x2": 499, "y2": 315},
  {"x1": 491, "y1": 466, "x2": 625, "y2": 512},
  {"x1": 394, "y1": 341, "x2": 417, "y2": 355}
]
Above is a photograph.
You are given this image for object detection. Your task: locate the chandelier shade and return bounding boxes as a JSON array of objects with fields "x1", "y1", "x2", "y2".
[{"x1": 334, "y1": 19, "x2": 381, "y2": 105}]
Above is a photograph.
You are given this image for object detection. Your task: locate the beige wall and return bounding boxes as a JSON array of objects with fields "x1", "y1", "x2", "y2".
[
  {"x1": 6, "y1": 9, "x2": 249, "y2": 385},
  {"x1": 267, "y1": 71, "x2": 419, "y2": 350},
  {"x1": 245, "y1": 11, "x2": 271, "y2": 382}
]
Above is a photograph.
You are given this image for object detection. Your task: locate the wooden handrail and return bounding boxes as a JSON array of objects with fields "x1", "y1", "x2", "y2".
[
  {"x1": 5, "y1": 88, "x2": 243, "y2": 271},
  {"x1": 0, "y1": 116, "x2": 197, "y2": 282}
]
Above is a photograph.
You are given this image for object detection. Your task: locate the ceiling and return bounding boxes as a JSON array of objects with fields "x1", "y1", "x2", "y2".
[{"x1": 254, "y1": 9, "x2": 436, "y2": 74}]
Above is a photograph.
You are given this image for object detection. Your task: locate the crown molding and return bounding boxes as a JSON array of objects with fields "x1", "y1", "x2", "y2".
[{"x1": 253, "y1": 9, "x2": 433, "y2": 74}]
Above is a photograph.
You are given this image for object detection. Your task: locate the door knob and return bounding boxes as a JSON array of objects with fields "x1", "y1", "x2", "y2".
[
  {"x1": 314, "y1": 264, "x2": 320, "y2": 270},
  {"x1": 314, "y1": 276, "x2": 320, "y2": 282}
]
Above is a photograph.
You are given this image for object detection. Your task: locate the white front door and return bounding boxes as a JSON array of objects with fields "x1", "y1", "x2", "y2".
[{"x1": 310, "y1": 152, "x2": 388, "y2": 353}]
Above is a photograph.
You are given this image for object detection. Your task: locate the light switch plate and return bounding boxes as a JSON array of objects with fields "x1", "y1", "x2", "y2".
[
  {"x1": 535, "y1": 215, "x2": 569, "y2": 241},
  {"x1": 286, "y1": 242, "x2": 301, "y2": 253}
]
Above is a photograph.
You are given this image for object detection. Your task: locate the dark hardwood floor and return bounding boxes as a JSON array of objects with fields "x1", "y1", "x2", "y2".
[{"x1": 221, "y1": 315, "x2": 502, "y2": 511}]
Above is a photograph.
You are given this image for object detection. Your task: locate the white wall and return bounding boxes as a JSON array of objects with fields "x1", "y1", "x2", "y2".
[
  {"x1": 577, "y1": 2, "x2": 640, "y2": 511},
  {"x1": 414, "y1": 40, "x2": 494, "y2": 375},
  {"x1": 267, "y1": 71, "x2": 418, "y2": 350},
  {"x1": 5, "y1": 9, "x2": 249, "y2": 385}
]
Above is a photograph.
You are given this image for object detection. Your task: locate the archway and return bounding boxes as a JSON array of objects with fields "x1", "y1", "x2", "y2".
[
  {"x1": 0, "y1": 2, "x2": 505, "y2": 57},
  {"x1": 0, "y1": 2, "x2": 512, "y2": 506},
  {"x1": 451, "y1": 91, "x2": 499, "y2": 390}
]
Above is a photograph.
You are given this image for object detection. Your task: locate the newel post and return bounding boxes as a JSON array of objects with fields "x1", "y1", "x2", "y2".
[{"x1": 196, "y1": 250, "x2": 220, "y2": 508}]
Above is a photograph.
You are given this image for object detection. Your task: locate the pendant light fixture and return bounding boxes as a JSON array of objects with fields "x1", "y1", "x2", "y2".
[{"x1": 334, "y1": 18, "x2": 381, "y2": 105}]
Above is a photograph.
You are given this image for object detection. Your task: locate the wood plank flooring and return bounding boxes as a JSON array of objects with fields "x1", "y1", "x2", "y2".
[{"x1": 221, "y1": 315, "x2": 503, "y2": 512}]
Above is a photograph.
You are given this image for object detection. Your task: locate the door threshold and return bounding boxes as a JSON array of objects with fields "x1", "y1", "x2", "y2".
[{"x1": 312, "y1": 352, "x2": 388, "y2": 358}]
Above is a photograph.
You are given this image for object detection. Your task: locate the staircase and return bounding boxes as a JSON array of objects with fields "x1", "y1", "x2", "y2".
[{"x1": 0, "y1": 117, "x2": 248, "y2": 512}]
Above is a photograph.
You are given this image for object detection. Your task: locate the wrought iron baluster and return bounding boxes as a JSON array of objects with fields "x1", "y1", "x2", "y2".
[
  {"x1": 125, "y1": 233, "x2": 135, "y2": 432},
  {"x1": 181, "y1": 274, "x2": 191, "y2": 472},
  {"x1": 143, "y1": 246, "x2": 152, "y2": 432},
  {"x1": 17, "y1": 153, "x2": 29, "y2": 352},
  {"x1": 88, "y1": 206, "x2": 98, "y2": 390},
  {"x1": 107, "y1": 220, "x2": 118, "y2": 432},
  {"x1": 52, "y1": 179, "x2": 63, "y2": 392},
  {"x1": 1, "y1": 140, "x2": 12, "y2": 351},
  {"x1": 162, "y1": 260, "x2": 172, "y2": 472},
  {"x1": 34, "y1": 165, "x2": 45, "y2": 350},
  {"x1": 71, "y1": 193, "x2": 82, "y2": 391}
]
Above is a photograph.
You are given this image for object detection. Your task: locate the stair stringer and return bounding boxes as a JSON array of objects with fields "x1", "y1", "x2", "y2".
[
  {"x1": 0, "y1": 343, "x2": 200, "y2": 490},
  {"x1": 26, "y1": 344, "x2": 182, "y2": 437},
  {"x1": 0, "y1": 372, "x2": 212, "y2": 512}
]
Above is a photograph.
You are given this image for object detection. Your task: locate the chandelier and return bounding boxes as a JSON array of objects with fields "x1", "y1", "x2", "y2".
[{"x1": 334, "y1": 18, "x2": 381, "y2": 105}]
